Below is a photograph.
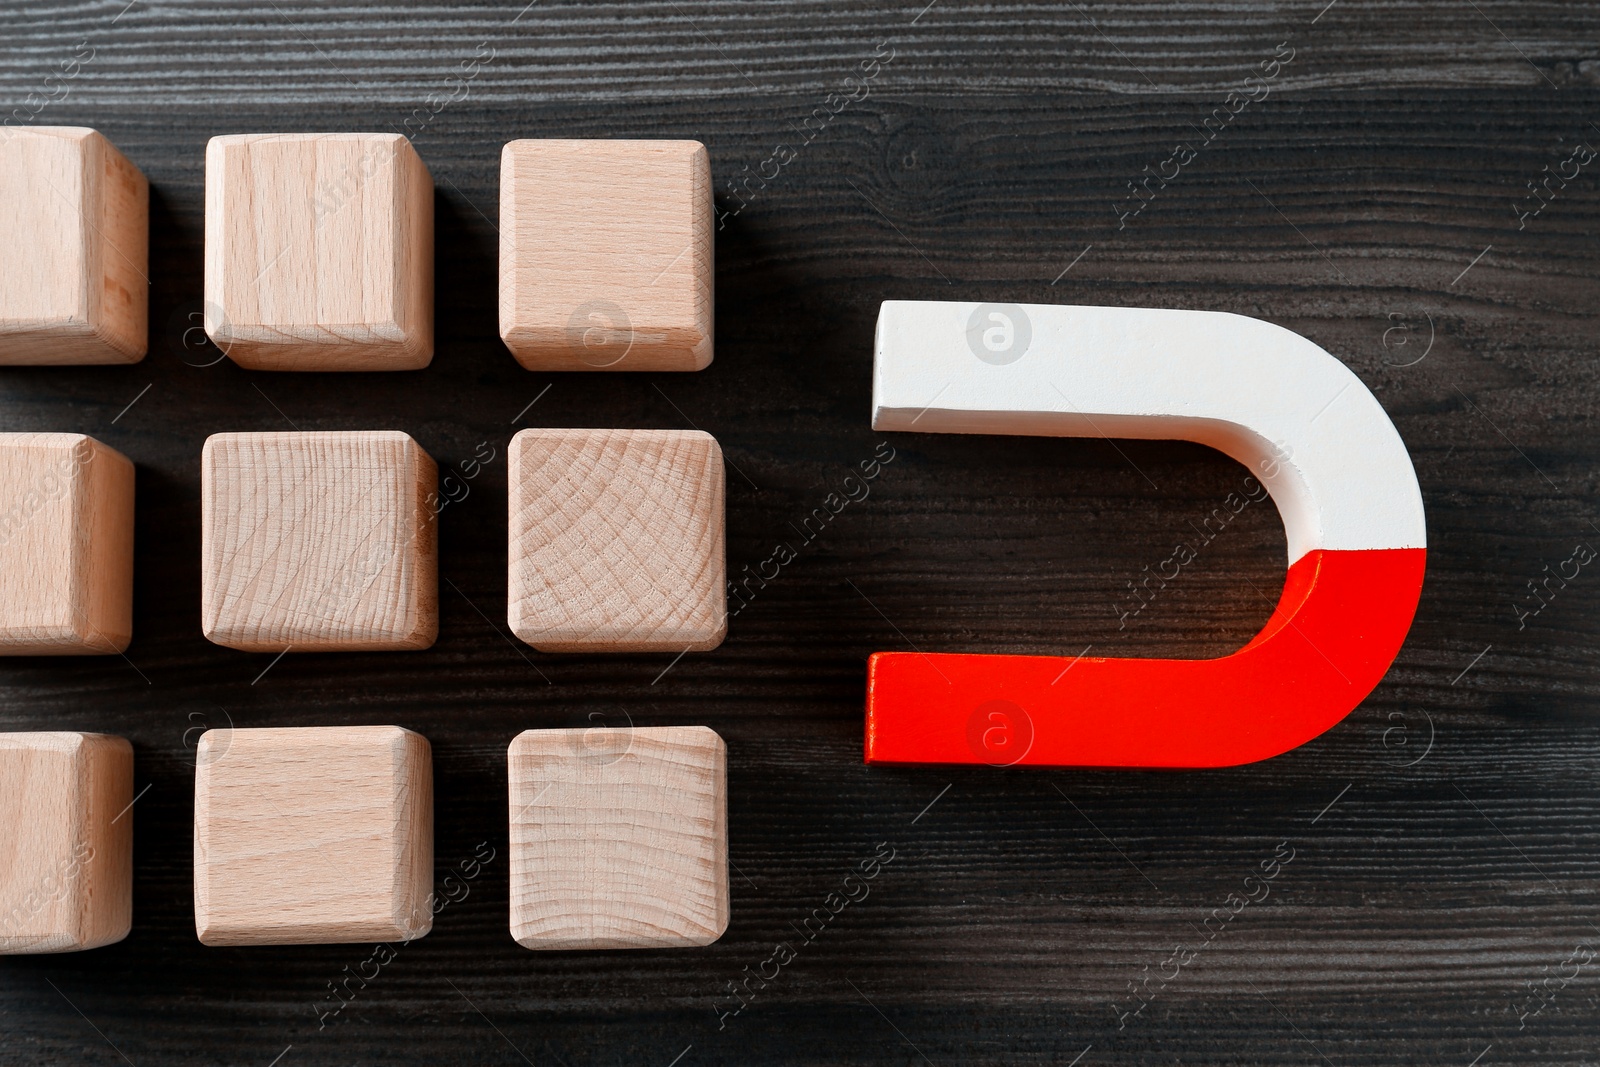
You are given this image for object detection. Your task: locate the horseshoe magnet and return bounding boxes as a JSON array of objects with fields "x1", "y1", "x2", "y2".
[{"x1": 865, "y1": 301, "x2": 1426, "y2": 768}]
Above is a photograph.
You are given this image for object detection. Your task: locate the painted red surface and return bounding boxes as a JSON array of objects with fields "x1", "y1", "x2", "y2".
[{"x1": 864, "y1": 547, "x2": 1426, "y2": 768}]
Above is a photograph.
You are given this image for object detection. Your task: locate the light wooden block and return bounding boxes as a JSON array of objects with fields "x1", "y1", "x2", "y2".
[
  {"x1": 204, "y1": 133, "x2": 433, "y2": 370},
  {"x1": 499, "y1": 139, "x2": 712, "y2": 371},
  {"x1": 508, "y1": 428, "x2": 725, "y2": 653},
  {"x1": 509, "y1": 725, "x2": 728, "y2": 950},
  {"x1": 201, "y1": 431, "x2": 438, "y2": 652},
  {"x1": 193, "y1": 725, "x2": 432, "y2": 947},
  {"x1": 0, "y1": 732, "x2": 133, "y2": 953},
  {"x1": 0, "y1": 127, "x2": 148, "y2": 364},
  {"x1": 0, "y1": 433, "x2": 134, "y2": 654}
]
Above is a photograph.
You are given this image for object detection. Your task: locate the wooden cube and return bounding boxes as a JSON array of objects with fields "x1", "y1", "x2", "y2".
[
  {"x1": 508, "y1": 428, "x2": 725, "y2": 653},
  {"x1": 0, "y1": 732, "x2": 133, "y2": 953},
  {"x1": 193, "y1": 726, "x2": 433, "y2": 946},
  {"x1": 201, "y1": 431, "x2": 437, "y2": 652},
  {"x1": 204, "y1": 133, "x2": 433, "y2": 371},
  {"x1": 0, "y1": 127, "x2": 148, "y2": 364},
  {"x1": 499, "y1": 139, "x2": 712, "y2": 371},
  {"x1": 508, "y1": 725, "x2": 728, "y2": 950},
  {"x1": 0, "y1": 433, "x2": 134, "y2": 654}
]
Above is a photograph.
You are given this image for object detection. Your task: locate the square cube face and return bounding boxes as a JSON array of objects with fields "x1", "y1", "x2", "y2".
[
  {"x1": 508, "y1": 429, "x2": 725, "y2": 653},
  {"x1": 499, "y1": 139, "x2": 712, "y2": 372},
  {"x1": 0, "y1": 732, "x2": 133, "y2": 954},
  {"x1": 0, "y1": 127, "x2": 148, "y2": 364},
  {"x1": 0, "y1": 433, "x2": 134, "y2": 654},
  {"x1": 193, "y1": 726, "x2": 433, "y2": 947},
  {"x1": 509, "y1": 726, "x2": 728, "y2": 950},
  {"x1": 205, "y1": 133, "x2": 433, "y2": 371},
  {"x1": 201, "y1": 431, "x2": 437, "y2": 652}
]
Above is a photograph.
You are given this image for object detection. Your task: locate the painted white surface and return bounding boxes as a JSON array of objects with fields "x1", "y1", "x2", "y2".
[{"x1": 872, "y1": 301, "x2": 1426, "y2": 563}]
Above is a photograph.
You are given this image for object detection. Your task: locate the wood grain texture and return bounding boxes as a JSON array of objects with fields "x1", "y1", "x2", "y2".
[
  {"x1": 0, "y1": 732, "x2": 132, "y2": 954},
  {"x1": 0, "y1": 0, "x2": 1598, "y2": 1062},
  {"x1": 0, "y1": 433, "x2": 133, "y2": 654},
  {"x1": 509, "y1": 725, "x2": 729, "y2": 950},
  {"x1": 0, "y1": 126, "x2": 147, "y2": 364},
  {"x1": 192, "y1": 725, "x2": 433, "y2": 947},
  {"x1": 509, "y1": 428, "x2": 726, "y2": 652},
  {"x1": 3, "y1": 2, "x2": 1595, "y2": 101},
  {"x1": 200, "y1": 430, "x2": 438, "y2": 652},
  {"x1": 499, "y1": 139, "x2": 712, "y2": 370},
  {"x1": 204, "y1": 133, "x2": 433, "y2": 370}
]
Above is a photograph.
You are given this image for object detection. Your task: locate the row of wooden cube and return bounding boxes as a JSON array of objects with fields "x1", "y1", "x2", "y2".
[
  {"x1": 0, "y1": 428, "x2": 725, "y2": 655},
  {"x1": 0, "y1": 128, "x2": 712, "y2": 371},
  {"x1": 0, "y1": 724, "x2": 728, "y2": 953}
]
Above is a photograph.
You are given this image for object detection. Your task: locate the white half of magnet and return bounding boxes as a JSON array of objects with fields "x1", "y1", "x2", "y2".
[{"x1": 871, "y1": 300, "x2": 1426, "y2": 564}]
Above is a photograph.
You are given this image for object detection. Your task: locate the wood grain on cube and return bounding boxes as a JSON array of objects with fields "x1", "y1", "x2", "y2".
[
  {"x1": 0, "y1": 433, "x2": 134, "y2": 654},
  {"x1": 205, "y1": 133, "x2": 433, "y2": 370},
  {"x1": 201, "y1": 431, "x2": 437, "y2": 652},
  {"x1": 499, "y1": 139, "x2": 712, "y2": 371},
  {"x1": 193, "y1": 726, "x2": 432, "y2": 947},
  {"x1": 509, "y1": 725, "x2": 728, "y2": 950},
  {"x1": 0, "y1": 732, "x2": 133, "y2": 954},
  {"x1": 508, "y1": 429, "x2": 725, "y2": 653},
  {"x1": 0, "y1": 127, "x2": 147, "y2": 364}
]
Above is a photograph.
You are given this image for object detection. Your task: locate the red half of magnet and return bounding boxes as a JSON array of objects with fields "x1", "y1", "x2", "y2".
[{"x1": 864, "y1": 547, "x2": 1426, "y2": 769}]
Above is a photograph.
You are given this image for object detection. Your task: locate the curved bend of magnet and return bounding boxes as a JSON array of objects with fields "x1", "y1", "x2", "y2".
[{"x1": 865, "y1": 301, "x2": 1427, "y2": 769}]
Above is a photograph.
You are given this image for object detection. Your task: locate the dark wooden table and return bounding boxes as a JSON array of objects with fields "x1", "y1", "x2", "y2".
[{"x1": 2, "y1": 2, "x2": 1598, "y2": 1064}]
